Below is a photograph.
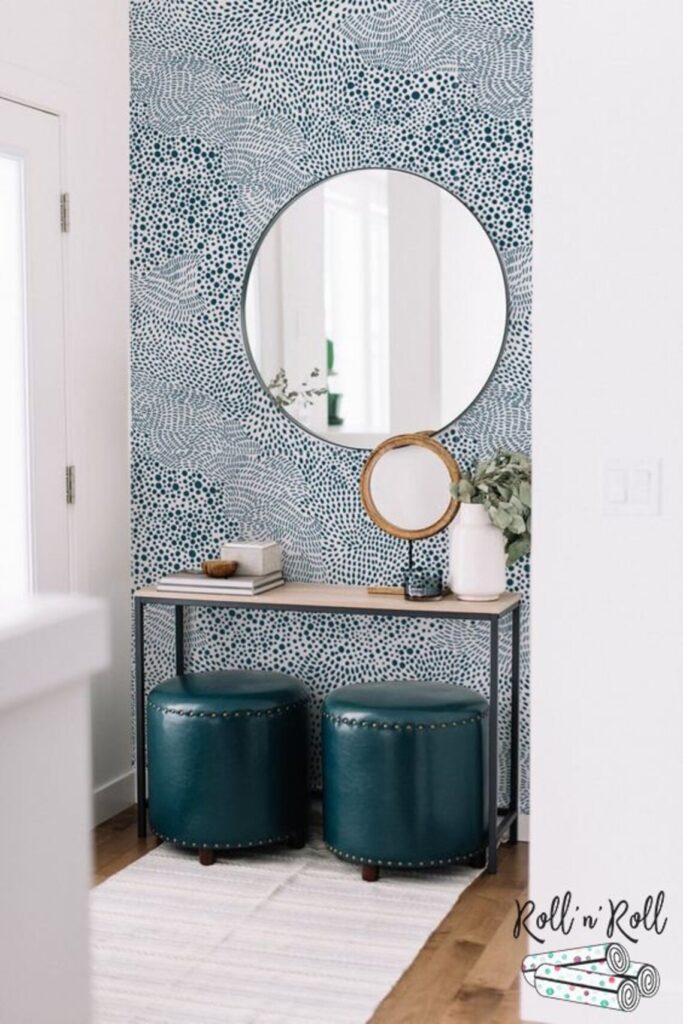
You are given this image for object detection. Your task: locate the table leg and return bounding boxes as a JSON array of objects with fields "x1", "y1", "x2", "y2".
[
  {"x1": 175, "y1": 604, "x2": 185, "y2": 675},
  {"x1": 135, "y1": 598, "x2": 147, "y2": 838},
  {"x1": 487, "y1": 617, "x2": 499, "y2": 874},
  {"x1": 508, "y1": 604, "x2": 521, "y2": 845}
]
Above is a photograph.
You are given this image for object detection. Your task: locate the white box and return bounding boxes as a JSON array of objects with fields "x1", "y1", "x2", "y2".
[{"x1": 219, "y1": 540, "x2": 282, "y2": 577}]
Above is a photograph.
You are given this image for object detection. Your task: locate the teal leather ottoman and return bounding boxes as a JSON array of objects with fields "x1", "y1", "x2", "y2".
[
  {"x1": 147, "y1": 670, "x2": 309, "y2": 865},
  {"x1": 322, "y1": 681, "x2": 488, "y2": 881}
]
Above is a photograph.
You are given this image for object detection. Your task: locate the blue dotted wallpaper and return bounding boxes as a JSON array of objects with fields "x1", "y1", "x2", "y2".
[{"x1": 130, "y1": 0, "x2": 532, "y2": 809}]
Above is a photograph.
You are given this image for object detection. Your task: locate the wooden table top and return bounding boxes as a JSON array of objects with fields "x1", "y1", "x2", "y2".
[{"x1": 135, "y1": 582, "x2": 521, "y2": 618}]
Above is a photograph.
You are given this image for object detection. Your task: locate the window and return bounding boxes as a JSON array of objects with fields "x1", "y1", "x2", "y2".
[{"x1": 323, "y1": 171, "x2": 389, "y2": 434}]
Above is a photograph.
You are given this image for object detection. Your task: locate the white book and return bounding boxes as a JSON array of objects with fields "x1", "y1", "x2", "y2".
[
  {"x1": 156, "y1": 579, "x2": 285, "y2": 597},
  {"x1": 156, "y1": 570, "x2": 283, "y2": 594}
]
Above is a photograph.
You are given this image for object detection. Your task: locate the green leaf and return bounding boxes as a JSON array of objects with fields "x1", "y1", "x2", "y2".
[
  {"x1": 519, "y1": 481, "x2": 532, "y2": 507},
  {"x1": 506, "y1": 534, "x2": 530, "y2": 565},
  {"x1": 509, "y1": 514, "x2": 527, "y2": 535},
  {"x1": 489, "y1": 506, "x2": 512, "y2": 530},
  {"x1": 454, "y1": 478, "x2": 474, "y2": 501}
]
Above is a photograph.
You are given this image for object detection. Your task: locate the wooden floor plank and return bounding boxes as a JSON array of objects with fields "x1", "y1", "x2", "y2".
[
  {"x1": 93, "y1": 810, "x2": 529, "y2": 1023},
  {"x1": 490, "y1": 988, "x2": 528, "y2": 1024},
  {"x1": 92, "y1": 806, "x2": 159, "y2": 885},
  {"x1": 371, "y1": 938, "x2": 483, "y2": 1024},
  {"x1": 439, "y1": 984, "x2": 506, "y2": 1023},
  {"x1": 461, "y1": 902, "x2": 527, "y2": 993}
]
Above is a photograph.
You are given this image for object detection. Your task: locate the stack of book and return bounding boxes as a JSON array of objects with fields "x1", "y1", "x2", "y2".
[
  {"x1": 156, "y1": 541, "x2": 284, "y2": 597},
  {"x1": 155, "y1": 569, "x2": 284, "y2": 596}
]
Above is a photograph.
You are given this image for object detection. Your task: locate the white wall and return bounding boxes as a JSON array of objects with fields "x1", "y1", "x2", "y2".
[
  {"x1": 0, "y1": 1, "x2": 132, "y2": 824},
  {"x1": 280, "y1": 187, "x2": 326, "y2": 436},
  {"x1": 529, "y1": 2, "x2": 683, "y2": 1021},
  {"x1": 388, "y1": 170, "x2": 440, "y2": 433},
  {"x1": 439, "y1": 190, "x2": 507, "y2": 421}
]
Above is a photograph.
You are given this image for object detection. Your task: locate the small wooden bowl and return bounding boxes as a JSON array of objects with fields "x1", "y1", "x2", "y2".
[{"x1": 201, "y1": 559, "x2": 238, "y2": 578}]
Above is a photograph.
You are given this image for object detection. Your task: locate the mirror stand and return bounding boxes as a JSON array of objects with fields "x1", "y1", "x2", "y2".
[
  {"x1": 361, "y1": 433, "x2": 460, "y2": 601},
  {"x1": 366, "y1": 540, "x2": 414, "y2": 597}
]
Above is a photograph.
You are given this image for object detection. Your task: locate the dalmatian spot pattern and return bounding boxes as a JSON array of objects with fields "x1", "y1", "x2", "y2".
[{"x1": 130, "y1": 0, "x2": 532, "y2": 808}]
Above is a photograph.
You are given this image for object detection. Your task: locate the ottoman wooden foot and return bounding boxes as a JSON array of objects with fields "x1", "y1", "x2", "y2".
[
  {"x1": 199, "y1": 848, "x2": 216, "y2": 866},
  {"x1": 362, "y1": 864, "x2": 380, "y2": 882},
  {"x1": 469, "y1": 850, "x2": 487, "y2": 869},
  {"x1": 286, "y1": 832, "x2": 306, "y2": 850}
]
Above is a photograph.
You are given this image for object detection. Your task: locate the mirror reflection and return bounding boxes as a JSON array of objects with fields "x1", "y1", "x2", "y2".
[
  {"x1": 244, "y1": 169, "x2": 507, "y2": 448},
  {"x1": 369, "y1": 444, "x2": 454, "y2": 535}
]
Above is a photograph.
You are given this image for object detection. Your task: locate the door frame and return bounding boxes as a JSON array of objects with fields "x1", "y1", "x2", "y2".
[
  {"x1": 1, "y1": 95, "x2": 71, "y2": 592},
  {"x1": 1, "y1": 71, "x2": 81, "y2": 594},
  {"x1": 0, "y1": 42, "x2": 134, "y2": 824}
]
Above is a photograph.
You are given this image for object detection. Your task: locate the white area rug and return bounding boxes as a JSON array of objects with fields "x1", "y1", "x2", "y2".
[{"x1": 91, "y1": 831, "x2": 479, "y2": 1024}]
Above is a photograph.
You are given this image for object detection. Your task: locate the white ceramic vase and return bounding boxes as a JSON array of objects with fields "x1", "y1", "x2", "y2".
[{"x1": 448, "y1": 502, "x2": 506, "y2": 601}]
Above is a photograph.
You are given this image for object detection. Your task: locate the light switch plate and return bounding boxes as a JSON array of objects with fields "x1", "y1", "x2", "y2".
[{"x1": 603, "y1": 458, "x2": 661, "y2": 516}]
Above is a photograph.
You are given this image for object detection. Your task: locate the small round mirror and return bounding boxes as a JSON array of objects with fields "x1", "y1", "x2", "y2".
[
  {"x1": 243, "y1": 169, "x2": 507, "y2": 448},
  {"x1": 360, "y1": 433, "x2": 460, "y2": 540}
]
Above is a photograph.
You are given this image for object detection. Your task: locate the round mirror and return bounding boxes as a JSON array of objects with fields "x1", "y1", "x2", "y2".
[
  {"x1": 243, "y1": 169, "x2": 508, "y2": 448},
  {"x1": 360, "y1": 433, "x2": 460, "y2": 540}
]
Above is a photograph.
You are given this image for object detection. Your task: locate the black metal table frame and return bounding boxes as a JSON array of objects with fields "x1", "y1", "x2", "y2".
[{"x1": 134, "y1": 594, "x2": 521, "y2": 874}]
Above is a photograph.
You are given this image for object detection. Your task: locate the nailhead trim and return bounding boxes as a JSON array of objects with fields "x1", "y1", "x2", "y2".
[
  {"x1": 326, "y1": 843, "x2": 486, "y2": 869},
  {"x1": 151, "y1": 828, "x2": 484, "y2": 865},
  {"x1": 148, "y1": 697, "x2": 309, "y2": 719},
  {"x1": 321, "y1": 710, "x2": 487, "y2": 730},
  {"x1": 151, "y1": 828, "x2": 300, "y2": 850}
]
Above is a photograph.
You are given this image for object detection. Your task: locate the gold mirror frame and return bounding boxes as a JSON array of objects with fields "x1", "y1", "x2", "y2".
[{"x1": 360, "y1": 432, "x2": 461, "y2": 541}]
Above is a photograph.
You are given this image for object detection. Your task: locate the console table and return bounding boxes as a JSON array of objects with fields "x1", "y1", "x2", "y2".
[{"x1": 134, "y1": 583, "x2": 521, "y2": 873}]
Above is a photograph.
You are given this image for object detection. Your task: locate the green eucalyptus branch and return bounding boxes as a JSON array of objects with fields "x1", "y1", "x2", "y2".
[
  {"x1": 451, "y1": 449, "x2": 531, "y2": 565},
  {"x1": 268, "y1": 366, "x2": 328, "y2": 409}
]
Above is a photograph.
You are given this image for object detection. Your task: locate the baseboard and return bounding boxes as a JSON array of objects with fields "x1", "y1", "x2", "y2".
[
  {"x1": 93, "y1": 769, "x2": 135, "y2": 826},
  {"x1": 518, "y1": 812, "x2": 530, "y2": 842}
]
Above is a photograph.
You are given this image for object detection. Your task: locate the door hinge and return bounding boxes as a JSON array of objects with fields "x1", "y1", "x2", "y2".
[
  {"x1": 60, "y1": 192, "x2": 70, "y2": 233},
  {"x1": 65, "y1": 464, "x2": 76, "y2": 505}
]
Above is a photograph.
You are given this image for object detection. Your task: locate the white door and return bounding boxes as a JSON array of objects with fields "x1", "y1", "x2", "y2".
[{"x1": 0, "y1": 97, "x2": 70, "y2": 595}]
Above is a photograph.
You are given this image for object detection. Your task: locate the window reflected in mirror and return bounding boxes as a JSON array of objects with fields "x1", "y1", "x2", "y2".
[{"x1": 244, "y1": 169, "x2": 507, "y2": 448}]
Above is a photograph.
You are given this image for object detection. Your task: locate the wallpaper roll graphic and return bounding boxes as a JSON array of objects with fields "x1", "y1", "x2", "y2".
[
  {"x1": 534, "y1": 964, "x2": 640, "y2": 1012},
  {"x1": 579, "y1": 959, "x2": 660, "y2": 997},
  {"x1": 522, "y1": 943, "x2": 630, "y2": 986}
]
